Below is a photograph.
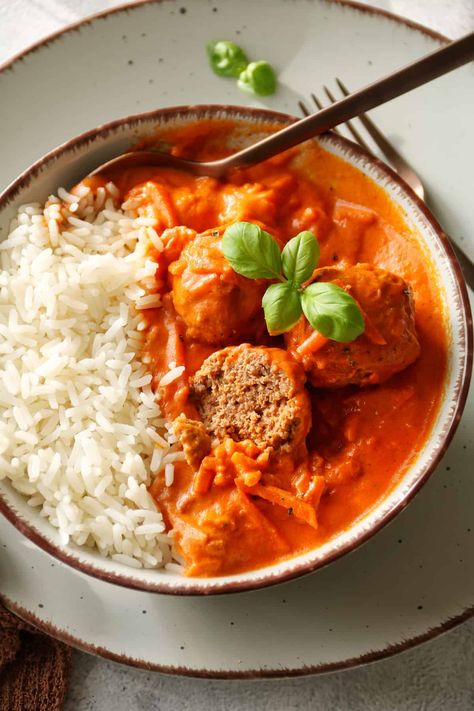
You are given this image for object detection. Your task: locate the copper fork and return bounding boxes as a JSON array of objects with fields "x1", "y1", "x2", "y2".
[{"x1": 299, "y1": 80, "x2": 474, "y2": 289}]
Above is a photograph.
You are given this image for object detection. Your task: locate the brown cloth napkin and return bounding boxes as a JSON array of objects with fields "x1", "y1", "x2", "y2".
[{"x1": 0, "y1": 605, "x2": 71, "y2": 710}]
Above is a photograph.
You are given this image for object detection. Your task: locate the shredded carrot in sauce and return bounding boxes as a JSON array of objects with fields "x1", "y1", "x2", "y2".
[
  {"x1": 236, "y1": 482, "x2": 319, "y2": 530},
  {"x1": 295, "y1": 329, "x2": 329, "y2": 357}
]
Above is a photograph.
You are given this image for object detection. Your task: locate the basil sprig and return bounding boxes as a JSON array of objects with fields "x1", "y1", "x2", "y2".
[{"x1": 222, "y1": 221, "x2": 365, "y2": 341}]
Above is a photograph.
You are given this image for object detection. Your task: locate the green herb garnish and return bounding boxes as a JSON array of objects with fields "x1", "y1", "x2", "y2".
[
  {"x1": 222, "y1": 221, "x2": 282, "y2": 280},
  {"x1": 206, "y1": 40, "x2": 249, "y2": 78},
  {"x1": 282, "y1": 231, "x2": 320, "y2": 287},
  {"x1": 237, "y1": 60, "x2": 277, "y2": 96},
  {"x1": 301, "y1": 282, "x2": 365, "y2": 342},
  {"x1": 237, "y1": 62, "x2": 277, "y2": 96},
  {"x1": 262, "y1": 282, "x2": 302, "y2": 334},
  {"x1": 206, "y1": 41, "x2": 278, "y2": 96},
  {"x1": 222, "y1": 221, "x2": 365, "y2": 340}
]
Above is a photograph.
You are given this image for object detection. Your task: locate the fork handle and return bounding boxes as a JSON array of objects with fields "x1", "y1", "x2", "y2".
[{"x1": 221, "y1": 32, "x2": 474, "y2": 169}]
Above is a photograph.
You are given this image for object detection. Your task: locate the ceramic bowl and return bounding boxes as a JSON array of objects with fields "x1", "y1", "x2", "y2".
[{"x1": 0, "y1": 105, "x2": 471, "y2": 595}]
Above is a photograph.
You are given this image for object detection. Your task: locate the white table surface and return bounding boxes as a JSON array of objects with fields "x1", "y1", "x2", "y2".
[{"x1": 1, "y1": 1, "x2": 473, "y2": 709}]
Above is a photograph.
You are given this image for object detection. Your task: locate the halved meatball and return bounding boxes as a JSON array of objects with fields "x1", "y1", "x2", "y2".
[
  {"x1": 286, "y1": 263, "x2": 420, "y2": 388},
  {"x1": 169, "y1": 232, "x2": 266, "y2": 346},
  {"x1": 190, "y1": 344, "x2": 311, "y2": 452}
]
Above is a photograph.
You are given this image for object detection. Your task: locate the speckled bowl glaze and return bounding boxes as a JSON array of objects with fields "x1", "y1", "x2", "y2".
[{"x1": 0, "y1": 105, "x2": 471, "y2": 595}]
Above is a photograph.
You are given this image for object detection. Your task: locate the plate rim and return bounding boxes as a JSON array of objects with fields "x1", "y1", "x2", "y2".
[
  {"x1": 0, "y1": 0, "x2": 472, "y2": 678},
  {"x1": 1, "y1": 592, "x2": 473, "y2": 678},
  {"x1": 0, "y1": 0, "x2": 448, "y2": 78}
]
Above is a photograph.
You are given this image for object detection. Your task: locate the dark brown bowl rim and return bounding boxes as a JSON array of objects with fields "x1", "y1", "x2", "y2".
[{"x1": 0, "y1": 102, "x2": 471, "y2": 598}]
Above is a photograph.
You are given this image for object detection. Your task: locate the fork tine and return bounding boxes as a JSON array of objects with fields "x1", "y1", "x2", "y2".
[
  {"x1": 335, "y1": 78, "x2": 417, "y2": 176},
  {"x1": 298, "y1": 100, "x2": 311, "y2": 117},
  {"x1": 323, "y1": 85, "x2": 372, "y2": 153},
  {"x1": 310, "y1": 93, "x2": 342, "y2": 135},
  {"x1": 310, "y1": 92, "x2": 324, "y2": 112},
  {"x1": 335, "y1": 78, "x2": 351, "y2": 97}
]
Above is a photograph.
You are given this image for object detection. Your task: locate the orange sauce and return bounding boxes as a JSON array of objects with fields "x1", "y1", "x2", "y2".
[{"x1": 104, "y1": 120, "x2": 447, "y2": 577}]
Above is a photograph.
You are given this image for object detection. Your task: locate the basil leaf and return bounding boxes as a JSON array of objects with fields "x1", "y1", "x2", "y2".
[
  {"x1": 262, "y1": 282, "x2": 302, "y2": 335},
  {"x1": 301, "y1": 282, "x2": 365, "y2": 342},
  {"x1": 237, "y1": 61, "x2": 277, "y2": 96},
  {"x1": 222, "y1": 222, "x2": 282, "y2": 280},
  {"x1": 282, "y1": 231, "x2": 319, "y2": 287},
  {"x1": 206, "y1": 41, "x2": 249, "y2": 78}
]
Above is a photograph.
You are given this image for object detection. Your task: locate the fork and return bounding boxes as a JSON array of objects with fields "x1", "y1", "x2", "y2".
[{"x1": 299, "y1": 80, "x2": 474, "y2": 290}]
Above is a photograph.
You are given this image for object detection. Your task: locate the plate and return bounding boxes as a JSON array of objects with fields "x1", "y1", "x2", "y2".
[{"x1": 0, "y1": 0, "x2": 473, "y2": 677}]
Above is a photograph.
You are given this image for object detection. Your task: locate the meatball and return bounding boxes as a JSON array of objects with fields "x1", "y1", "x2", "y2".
[
  {"x1": 286, "y1": 263, "x2": 420, "y2": 388},
  {"x1": 190, "y1": 344, "x2": 311, "y2": 452},
  {"x1": 169, "y1": 232, "x2": 266, "y2": 345}
]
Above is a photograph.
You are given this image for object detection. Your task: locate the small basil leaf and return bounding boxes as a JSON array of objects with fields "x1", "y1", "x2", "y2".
[
  {"x1": 222, "y1": 222, "x2": 282, "y2": 280},
  {"x1": 301, "y1": 282, "x2": 365, "y2": 342},
  {"x1": 237, "y1": 61, "x2": 277, "y2": 96},
  {"x1": 206, "y1": 41, "x2": 249, "y2": 78},
  {"x1": 262, "y1": 282, "x2": 302, "y2": 335},
  {"x1": 282, "y1": 231, "x2": 319, "y2": 287}
]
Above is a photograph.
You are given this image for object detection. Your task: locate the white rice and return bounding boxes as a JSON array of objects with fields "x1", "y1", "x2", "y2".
[
  {"x1": 0, "y1": 187, "x2": 183, "y2": 570},
  {"x1": 158, "y1": 364, "x2": 186, "y2": 387},
  {"x1": 135, "y1": 294, "x2": 162, "y2": 310}
]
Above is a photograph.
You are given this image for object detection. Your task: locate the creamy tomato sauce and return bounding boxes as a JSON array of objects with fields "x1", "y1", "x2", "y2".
[{"x1": 98, "y1": 120, "x2": 447, "y2": 577}]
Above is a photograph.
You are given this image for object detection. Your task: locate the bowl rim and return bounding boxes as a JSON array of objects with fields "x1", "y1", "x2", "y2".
[{"x1": 0, "y1": 103, "x2": 472, "y2": 595}]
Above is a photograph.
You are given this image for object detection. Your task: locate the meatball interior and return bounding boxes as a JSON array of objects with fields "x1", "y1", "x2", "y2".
[{"x1": 190, "y1": 344, "x2": 311, "y2": 452}]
